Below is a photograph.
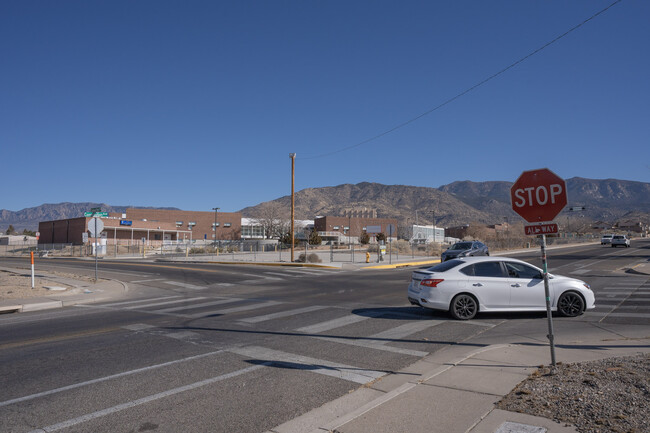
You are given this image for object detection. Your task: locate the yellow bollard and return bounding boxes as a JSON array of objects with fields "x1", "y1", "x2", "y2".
[{"x1": 365, "y1": 252, "x2": 370, "y2": 263}]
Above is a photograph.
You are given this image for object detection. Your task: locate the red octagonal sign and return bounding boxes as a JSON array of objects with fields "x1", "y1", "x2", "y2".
[{"x1": 511, "y1": 168, "x2": 567, "y2": 223}]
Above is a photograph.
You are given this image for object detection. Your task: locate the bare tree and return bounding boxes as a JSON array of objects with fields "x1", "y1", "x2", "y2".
[{"x1": 249, "y1": 202, "x2": 290, "y2": 239}]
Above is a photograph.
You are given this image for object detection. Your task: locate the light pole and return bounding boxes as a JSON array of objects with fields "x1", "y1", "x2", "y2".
[
  {"x1": 431, "y1": 210, "x2": 435, "y2": 243},
  {"x1": 289, "y1": 153, "x2": 296, "y2": 262},
  {"x1": 212, "y1": 207, "x2": 219, "y2": 248}
]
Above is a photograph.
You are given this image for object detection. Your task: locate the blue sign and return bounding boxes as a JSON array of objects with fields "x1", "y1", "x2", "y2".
[{"x1": 120, "y1": 220, "x2": 132, "y2": 226}]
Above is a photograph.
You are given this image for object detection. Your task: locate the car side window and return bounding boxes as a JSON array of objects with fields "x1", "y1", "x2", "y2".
[
  {"x1": 505, "y1": 262, "x2": 543, "y2": 279},
  {"x1": 469, "y1": 262, "x2": 506, "y2": 278}
]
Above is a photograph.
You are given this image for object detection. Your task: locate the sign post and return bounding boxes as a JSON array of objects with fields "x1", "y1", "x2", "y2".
[
  {"x1": 31, "y1": 251, "x2": 35, "y2": 289},
  {"x1": 88, "y1": 215, "x2": 104, "y2": 282},
  {"x1": 511, "y1": 168, "x2": 568, "y2": 369}
]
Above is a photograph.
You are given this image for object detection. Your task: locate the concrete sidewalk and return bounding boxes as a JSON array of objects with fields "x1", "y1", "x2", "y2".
[{"x1": 266, "y1": 320, "x2": 650, "y2": 433}]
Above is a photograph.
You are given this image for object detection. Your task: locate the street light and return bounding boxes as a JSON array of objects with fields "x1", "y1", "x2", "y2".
[
  {"x1": 212, "y1": 207, "x2": 219, "y2": 247},
  {"x1": 289, "y1": 153, "x2": 296, "y2": 262}
]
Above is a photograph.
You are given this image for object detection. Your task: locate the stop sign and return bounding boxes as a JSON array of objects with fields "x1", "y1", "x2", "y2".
[{"x1": 511, "y1": 168, "x2": 567, "y2": 223}]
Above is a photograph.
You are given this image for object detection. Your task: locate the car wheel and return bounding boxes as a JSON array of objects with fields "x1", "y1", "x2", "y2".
[
  {"x1": 557, "y1": 291, "x2": 585, "y2": 317},
  {"x1": 449, "y1": 294, "x2": 478, "y2": 320}
]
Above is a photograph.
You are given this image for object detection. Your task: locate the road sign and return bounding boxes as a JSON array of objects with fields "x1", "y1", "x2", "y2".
[
  {"x1": 120, "y1": 220, "x2": 132, "y2": 226},
  {"x1": 85, "y1": 211, "x2": 108, "y2": 217},
  {"x1": 510, "y1": 168, "x2": 567, "y2": 223},
  {"x1": 525, "y1": 223, "x2": 558, "y2": 236},
  {"x1": 88, "y1": 217, "x2": 104, "y2": 236}
]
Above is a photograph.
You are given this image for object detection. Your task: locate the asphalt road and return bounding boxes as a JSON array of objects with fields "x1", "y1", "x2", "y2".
[{"x1": 0, "y1": 239, "x2": 648, "y2": 432}]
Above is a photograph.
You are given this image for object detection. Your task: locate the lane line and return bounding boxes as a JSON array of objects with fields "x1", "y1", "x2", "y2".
[
  {"x1": 100, "y1": 296, "x2": 182, "y2": 307},
  {"x1": 155, "y1": 298, "x2": 243, "y2": 313},
  {"x1": 124, "y1": 297, "x2": 206, "y2": 310},
  {"x1": 229, "y1": 346, "x2": 385, "y2": 384},
  {"x1": 26, "y1": 364, "x2": 265, "y2": 433},
  {"x1": 186, "y1": 300, "x2": 281, "y2": 318},
  {"x1": 239, "y1": 305, "x2": 328, "y2": 323},
  {"x1": 295, "y1": 313, "x2": 380, "y2": 334},
  {"x1": 162, "y1": 281, "x2": 206, "y2": 290}
]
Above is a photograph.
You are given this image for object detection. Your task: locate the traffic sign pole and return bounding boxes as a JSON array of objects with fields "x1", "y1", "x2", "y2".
[
  {"x1": 540, "y1": 234, "x2": 557, "y2": 369},
  {"x1": 511, "y1": 168, "x2": 567, "y2": 370},
  {"x1": 95, "y1": 218, "x2": 98, "y2": 282}
]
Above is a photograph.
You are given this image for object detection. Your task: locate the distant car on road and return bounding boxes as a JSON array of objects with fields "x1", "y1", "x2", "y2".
[
  {"x1": 600, "y1": 234, "x2": 613, "y2": 245},
  {"x1": 441, "y1": 241, "x2": 489, "y2": 262},
  {"x1": 611, "y1": 235, "x2": 630, "y2": 248},
  {"x1": 407, "y1": 256, "x2": 595, "y2": 320}
]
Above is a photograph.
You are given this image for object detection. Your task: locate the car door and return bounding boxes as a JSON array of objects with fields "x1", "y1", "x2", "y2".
[
  {"x1": 460, "y1": 261, "x2": 510, "y2": 309},
  {"x1": 504, "y1": 261, "x2": 546, "y2": 309}
]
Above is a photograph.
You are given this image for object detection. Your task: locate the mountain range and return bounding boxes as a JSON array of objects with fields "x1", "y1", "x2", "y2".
[{"x1": 2, "y1": 178, "x2": 649, "y2": 232}]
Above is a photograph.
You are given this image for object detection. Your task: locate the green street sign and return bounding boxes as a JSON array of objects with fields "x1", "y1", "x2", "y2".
[
  {"x1": 85, "y1": 211, "x2": 108, "y2": 217},
  {"x1": 84, "y1": 212, "x2": 93, "y2": 217}
]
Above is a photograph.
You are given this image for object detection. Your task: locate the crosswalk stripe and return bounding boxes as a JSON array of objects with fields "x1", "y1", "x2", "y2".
[
  {"x1": 239, "y1": 305, "x2": 328, "y2": 323},
  {"x1": 228, "y1": 346, "x2": 385, "y2": 384},
  {"x1": 101, "y1": 296, "x2": 182, "y2": 307},
  {"x1": 124, "y1": 297, "x2": 206, "y2": 310},
  {"x1": 156, "y1": 298, "x2": 243, "y2": 313},
  {"x1": 314, "y1": 336, "x2": 428, "y2": 357},
  {"x1": 163, "y1": 281, "x2": 206, "y2": 290},
  {"x1": 186, "y1": 300, "x2": 281, "y2": 318},
  {"x1": 369, "y1": 320, "x2": 447, "y2": 341},
  {"x1": 296, "y1": 312, "x2": 383, "y2": 334}
]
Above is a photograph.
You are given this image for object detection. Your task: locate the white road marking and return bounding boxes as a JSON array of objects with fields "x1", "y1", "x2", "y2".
[
  {"x1": 124, "y1": 297, "x2": 206, "y2": 309},
  {"x1": 229, "y1": 346, "x2": 385, "y2": 384},
  {"x1": 100, "y1": 296, "x2": 182, "y2": 307},
  {"x1": 186, "y1": 300, "x2": 281, "y2": 318},
  {"x1": 155, "y1": 298, "x2": 243, "y2": 313},
  {"x1": 239, "y1": 305, "x2": 328, "y2": 323},
  {"x1": 25, "y1": 364, "x2": 265, "y2": 433},
  {"x1": 0, "y1": 350, "x2": 225, "y2": 408},
  {"x1": 295, "y1": 313, "x2": 381, "y2": 334},
  {"x1": 130, "y1": 278, "x2": 166, "y2": 283},
  {"x1": 163, "y1": 281, "x2": 206, "y2": 290}
]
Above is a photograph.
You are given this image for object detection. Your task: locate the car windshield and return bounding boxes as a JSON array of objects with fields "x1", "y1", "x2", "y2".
[
  {"x1": 426, "y1": 260, "x2": 464, "y2": 273},
  {"x1": 613, "y1": 236, "x2": 624, "y2": 239},
  {"x1": 449, "y1": 242, "x2": 473, "y2": 250}
]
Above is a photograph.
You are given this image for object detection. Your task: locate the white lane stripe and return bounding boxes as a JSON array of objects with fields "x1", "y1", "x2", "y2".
[
  {"x1": 124, "y1": 297, "x2": 206, "y2": 309},
  {"x1": 130, "y1": 278, "x2": 166, "y2": 283},
  {"x1": 26, "y1": 364, "x2": 265, "y2": 433},
  {"x1": 588, "y1": 311, "x2": 650, "y2": 318},
  {"x1": 0, "y1": 350, "x2": 224, "y2": 408},
  {"x1": 296, "y1": 312, "x2": 382, "y2": 334},
  {"x1": 163, "y1": 281, "x2": 206, "y2": 290},
  {"x1": 369, "y1": 320, "x2": 447, "y2": 342},
  {"x1": 314, "y1": 336, "x2": 428, "y2": 357},
  {"x1": 186, "y1": 300, "x2": 281, "y2": 318},
  {"x1": 100, "y1": 296, "x2": 181, "y2": 307},
  {"x1": 229, "y1": 346, "x2": 384, "y2": 384},
  {"x1": 264, "y1": 272, "x2": 291, "y2": 278},
  {"x1": 156, "y1": 298, "x2": 243, "y2": 313},
  {"x1": 239, "y1": 305, "x2": 328, "y2": 323}
]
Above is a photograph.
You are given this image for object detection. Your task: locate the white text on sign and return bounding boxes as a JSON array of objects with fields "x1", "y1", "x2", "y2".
[{"x1": 513, "y1": 184, "x2": 563, "y2": 208}]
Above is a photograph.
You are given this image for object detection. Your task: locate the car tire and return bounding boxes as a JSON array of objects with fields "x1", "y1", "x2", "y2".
[
  {"x1": 449, "y1": 294, "x2": 478, "y2": 320},
  {"x1": 557, "y1": 291, "x2": 585, "y2": 317}
]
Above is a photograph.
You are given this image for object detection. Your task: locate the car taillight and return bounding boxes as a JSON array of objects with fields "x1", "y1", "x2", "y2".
[{"x1": 420, "y1": 279, "x2": 444, "y2": 287}]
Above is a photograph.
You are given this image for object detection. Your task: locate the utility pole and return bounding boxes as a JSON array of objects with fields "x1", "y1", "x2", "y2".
[
  {"x1": 212, "y1": 207, "x2": 219, "y2": 250},
  {"x1": 290, "y1": 153, "x2": 296, "y2": 262}
]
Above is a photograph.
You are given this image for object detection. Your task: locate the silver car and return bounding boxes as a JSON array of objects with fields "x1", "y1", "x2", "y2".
[
  {"x1": 407, "y1": 256, "x2": 595, "y2": 320},
  {"x1": 611, "y1": 235, "x2": 630, "y2": 248},
  {"x1": 600, "y1": 234, "x2": 613, "y2": 245}
]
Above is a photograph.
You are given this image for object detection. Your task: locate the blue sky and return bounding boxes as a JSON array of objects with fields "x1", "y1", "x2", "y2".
[{"x1": 1, "y1": 0, "x2": 648, "y2": 212}]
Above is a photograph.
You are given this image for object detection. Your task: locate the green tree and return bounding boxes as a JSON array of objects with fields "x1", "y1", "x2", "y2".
[
  {"x1": 375, "y1": 232, "x2": 386, "y2": 242},
  {"x1": 279, "y1": 231, "x2": 299, "y2": 246},
  {"x1": 6, "y1": 225, "x2": 16, "y2": 235},
  {"x1": 22, "y1": 229, "x2": 36, "y2": 236},
  {"x1": 308, "y1": 230, "x2": 322, "y2": 246},
  {"x1": 359, "y1": 232, "x2": 370, "y2": 245}
]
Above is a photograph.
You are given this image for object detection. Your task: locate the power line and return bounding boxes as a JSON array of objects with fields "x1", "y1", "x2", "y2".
[{"x1": 301, "y1": 0, "x2": 623, "y2": 160}]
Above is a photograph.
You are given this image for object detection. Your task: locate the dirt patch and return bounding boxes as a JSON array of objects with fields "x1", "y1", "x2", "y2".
[{"x1": 0, "y1": 269, "x2": 95, "y2": 300}]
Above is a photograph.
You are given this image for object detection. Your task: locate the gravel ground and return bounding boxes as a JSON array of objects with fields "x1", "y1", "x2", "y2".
[
  {"x1": 498, "y1": 354, "x2": 649, "y2": 433},
  {"x1": 0, "y1": 268, "x2": 96, "y2": 299}
]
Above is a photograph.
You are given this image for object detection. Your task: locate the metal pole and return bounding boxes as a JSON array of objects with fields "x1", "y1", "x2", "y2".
[
  {"x1": 31, "y1": 251, "x2": 35, "y2": 289},
  {"x1": 541, "y1": 234, "x2": 557, "y2": 369},
  {"x1": 94, "y1": 218, "x2": 98, "y2": 282},
  {"x1": 290, "y1": 153, "x2": 296, "y2": 262}
]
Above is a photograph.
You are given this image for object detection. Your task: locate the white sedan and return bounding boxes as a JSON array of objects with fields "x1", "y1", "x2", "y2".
[{"x1": 407, "y1": 256, "x2": 595, "y2": 320}]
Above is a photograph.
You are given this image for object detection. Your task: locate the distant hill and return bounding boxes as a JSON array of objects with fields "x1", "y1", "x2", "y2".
[
  {"x1": 2, "y1": 178, "x2": 649, "y2": 232},
  {"x1": 240, "y1": 178, "x2": 650, "y2": 227},
  {"x1": 0, "y1": 203, "x2": 178, "y2": 232}
]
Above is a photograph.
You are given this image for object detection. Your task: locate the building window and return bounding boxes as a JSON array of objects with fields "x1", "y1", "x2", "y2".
[
  {"x1": 333, "y1": 226, "x2": 340, "y2": 230},
  {"x1": 224, "y1": 223, "x2": 231, "y2": 227}
]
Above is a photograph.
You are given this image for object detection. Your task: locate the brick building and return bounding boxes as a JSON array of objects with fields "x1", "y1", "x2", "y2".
[
  {"x1": 314, "y1": 216, "x2": 398, "y2": 244},
  {"x1": 38, "y1": 208, "x2": 241, "y2": 245}
]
